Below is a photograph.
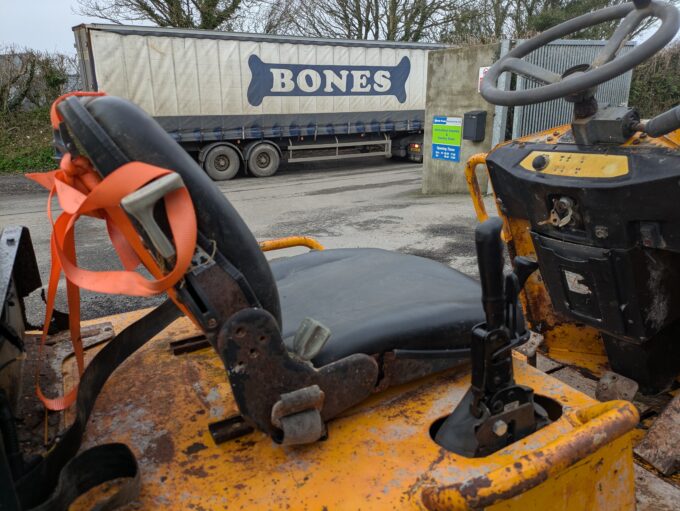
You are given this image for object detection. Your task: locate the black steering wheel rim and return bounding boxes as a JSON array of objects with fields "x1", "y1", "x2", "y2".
[{"x1": 481, "y1": 1, "x2": 680, "y2": 106}]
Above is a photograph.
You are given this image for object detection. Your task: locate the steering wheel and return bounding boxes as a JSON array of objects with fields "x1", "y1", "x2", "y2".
[{"x1": 481, "y1": 0, "x2": 680, "y2": 106}]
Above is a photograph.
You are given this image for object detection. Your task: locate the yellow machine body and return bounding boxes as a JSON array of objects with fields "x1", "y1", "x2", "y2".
[
  {"x1": 62, "y1": 127, "x2": 680, "y2": 510},
  {"x1": 62, "y1": 297, "x2": 638, "y2": 510},
  {"x1": 10, "y1": 4, "x2": 680, "y2": 503},
  {"x1": 39, "y1": 118, "x2": 679, "y2": 511},
  {"x1": 465, "y1": 126, "x2": 680, "y2": 377}
]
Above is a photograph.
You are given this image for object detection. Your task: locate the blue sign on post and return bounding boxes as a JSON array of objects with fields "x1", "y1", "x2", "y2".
[{"x1": 431, "y1": 116, "x2": 462, "y2": 162}]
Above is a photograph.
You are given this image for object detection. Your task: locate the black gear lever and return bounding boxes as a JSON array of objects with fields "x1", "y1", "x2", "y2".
[{"x1": 434, "y1": 218, "x2": 550, "y2": 457}]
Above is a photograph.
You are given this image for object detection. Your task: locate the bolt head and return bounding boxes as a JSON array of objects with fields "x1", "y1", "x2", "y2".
[
  {"x1": 594, "y1": 226, "x2": 608, "y2": 239},
  {"x1": 492, "y1": 419, "x2": 508, "y2": 437}
]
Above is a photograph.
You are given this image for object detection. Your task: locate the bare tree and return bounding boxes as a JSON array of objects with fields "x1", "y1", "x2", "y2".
[
  {"x1": 261, "y1": 0, "x2": 467, "y2": 41},
  {"x1": 0, "y1": 50, "x2": 36, "y2": 113},
  {"x1": 231, "y1": 0, "x2": 296, "y2": 33},
  {"x1": 75, "y1": 0, "x2": 242, "y2": 29},
  {"x1": 439, "y1": 0, "x2": 676, "y2": 44},
  {"x1": 0, "y1": 48, "x2": 74, "y2": 114},
  {"x1": 75, "y1": 0, "x2": 678, "y2": 45}
]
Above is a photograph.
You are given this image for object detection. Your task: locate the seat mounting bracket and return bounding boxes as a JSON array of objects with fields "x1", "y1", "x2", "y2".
[{"x1": 217, "y1": 308, "x2": 379, "y2": 444}]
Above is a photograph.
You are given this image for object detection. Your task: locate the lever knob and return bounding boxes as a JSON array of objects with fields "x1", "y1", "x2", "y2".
[{"x1": 475, "y1": 218, "x2": 505, "y2": 330}]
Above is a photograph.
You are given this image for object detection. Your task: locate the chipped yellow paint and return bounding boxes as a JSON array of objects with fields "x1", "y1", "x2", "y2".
[
  {"x1": 504, "y1": 218, "x2": 609, "y2": 376},
  {"x1": 66, "y1": 311, "x2": 638, "y2": 510},
  {"x1": 519, "y1": 152, "x2": 629, "y2": 178},
  {"x1": 515, "y1": 124, "x2": 571, "y2": 145},
  {"x1": 622, "y1": 129, "x2": 680, "y2": 149}
]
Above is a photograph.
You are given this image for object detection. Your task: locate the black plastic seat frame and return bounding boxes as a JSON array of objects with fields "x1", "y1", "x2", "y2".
[{"x1": 56, "y1": 95, "x2": 485, "y2": 363}]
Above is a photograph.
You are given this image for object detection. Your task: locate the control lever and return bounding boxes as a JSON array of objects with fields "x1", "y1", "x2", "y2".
[
  {"x1": 434, "y1": 217, "x2": 549, "y2": 457},
  {"x1": 635, "y1": 105, "x2": 680, "y2": 138}
]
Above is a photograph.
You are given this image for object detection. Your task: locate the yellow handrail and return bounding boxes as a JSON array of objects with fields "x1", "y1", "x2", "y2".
[
  {"x1": 464, "y1": 153, "x2": 512, "y2": 241},
  {"x1": 259, "y1": 236, "x2": 325, "y2": 252},
  {"x1": 465, "y1": 153, "x2": 490, "y2": 223}
]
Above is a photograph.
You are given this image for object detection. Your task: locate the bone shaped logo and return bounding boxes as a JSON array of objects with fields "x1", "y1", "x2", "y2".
[{"x1": 247, "y1": 55, "x2": 411, "y2": 106}]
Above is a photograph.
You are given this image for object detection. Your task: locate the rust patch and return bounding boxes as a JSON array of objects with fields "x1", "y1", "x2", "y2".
[
  {"x1": 421, "y1": 401, "x2": 639, "y2": 509},
  {"x1": 407, "y1": 446, "x2": 448, "y2": 498},
  {"x1": 145, "y1": 432, "x2": 175, "y2": 464},
  {"x1": 183, "y1": 465, "x2": 209, "y2": 478},
  {"x1": 183, "y1": 442, "x2": 208, "y2": 456},
  {"x1": 457, "y1": 474, "x2": 494, "y2": 499}
]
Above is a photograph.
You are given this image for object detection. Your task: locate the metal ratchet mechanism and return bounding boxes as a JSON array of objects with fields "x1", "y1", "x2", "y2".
[
  {"x1": 435, "y1": 217, "x2": 550, "y2": 457},
  {"x1": 121, "y1": 174, "x2": 185, "y2": 261}
]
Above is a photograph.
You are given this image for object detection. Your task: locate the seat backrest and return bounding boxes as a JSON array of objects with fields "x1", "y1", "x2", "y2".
[{"x1": 56, "y1": 95, "x2": 281, "y2": 324}]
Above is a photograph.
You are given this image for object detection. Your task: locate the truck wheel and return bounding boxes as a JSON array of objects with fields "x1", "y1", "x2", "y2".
[
  {"x1": 247, "y1": 143, "x2": 280, "y2": 177},
  {"x1": 203, "y1": 145, "x2": 241, "y2": 181}
]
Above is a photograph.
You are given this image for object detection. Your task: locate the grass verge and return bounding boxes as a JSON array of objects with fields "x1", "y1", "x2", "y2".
[{"x1": 0, "y1": 107, "x2": 55, "y2": 174}]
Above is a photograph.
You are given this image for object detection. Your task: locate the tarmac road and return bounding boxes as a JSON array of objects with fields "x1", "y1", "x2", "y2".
[{"x1": 0, "y1": 158, "x2": 489, "y2": 323}]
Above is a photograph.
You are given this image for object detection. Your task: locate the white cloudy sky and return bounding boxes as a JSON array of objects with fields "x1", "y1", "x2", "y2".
[{"x1": 1, "y1": 0, "x2": 114, "y2": 54}]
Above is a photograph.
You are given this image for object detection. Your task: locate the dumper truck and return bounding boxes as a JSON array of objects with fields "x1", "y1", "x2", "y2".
[{"x1": 73, "y1": 24, "x2": 440, "y2": 179}]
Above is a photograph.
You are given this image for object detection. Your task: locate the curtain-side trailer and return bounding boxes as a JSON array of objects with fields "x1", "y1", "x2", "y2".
[{"x1": 73, "y1": 24, "x2": 441, "y2": 180}]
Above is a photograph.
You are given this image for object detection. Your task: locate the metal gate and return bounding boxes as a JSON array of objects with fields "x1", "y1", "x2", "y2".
[{"x1": 510, "y1": 39, "x2": 634, "y2": 139}]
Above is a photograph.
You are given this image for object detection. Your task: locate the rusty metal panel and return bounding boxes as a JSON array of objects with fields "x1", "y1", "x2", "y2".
[
  {"x1": 65, "y1": 312, "x2": 638, "y2": 510},
  {"x1": 512, "y1": 40, "x2": 635, "y2": 139}
]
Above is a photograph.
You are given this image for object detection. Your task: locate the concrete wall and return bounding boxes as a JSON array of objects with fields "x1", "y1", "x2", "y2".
[{"x1": 422, "y1": 43, "x2": 502, "y2": 194}]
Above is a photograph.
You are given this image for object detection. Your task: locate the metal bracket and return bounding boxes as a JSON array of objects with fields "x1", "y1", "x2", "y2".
[
  {"x1": 292, "y1": 318, "x2": 331, "y2": 360},
  {"x1": 434, "y1": 219, "x2": 550, "y2": 457},
  {"x1": 217, "y1": 308, "x2": 379, "y2": 444},
  {"x1": 271, "y1": 385, "x2": 326, "y2": 445}
]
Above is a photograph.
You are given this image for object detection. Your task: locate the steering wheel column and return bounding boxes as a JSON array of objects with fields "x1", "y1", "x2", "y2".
[{"x1": 480, "y1": 1, "x2": 679, "y2": 111}]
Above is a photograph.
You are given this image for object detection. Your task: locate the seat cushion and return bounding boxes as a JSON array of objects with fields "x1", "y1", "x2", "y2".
[{"x1": 270, "y1": 248, "x2": 485, "y2": 366}]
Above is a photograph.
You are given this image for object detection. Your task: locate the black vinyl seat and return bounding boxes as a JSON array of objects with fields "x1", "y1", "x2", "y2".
[
  {"x1": 271, "y1": 248, "x2": 484, "y2": 365},
  {"x1": 57, "y1": 95, "x2": 485, "y2": 366}
]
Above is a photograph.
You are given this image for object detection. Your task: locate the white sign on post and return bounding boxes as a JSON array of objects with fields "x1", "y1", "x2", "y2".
[{"x1": 478, "y1": 66, "x2": 491, "y2": 93}]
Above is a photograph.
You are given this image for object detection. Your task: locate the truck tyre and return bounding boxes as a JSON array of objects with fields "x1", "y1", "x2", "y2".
[
  {"x1": 203, "y1": 144, "x2": 241, "y2": 181},
  {"x1": 247, "y1": 143, "x2": 280, "y2": 177}
]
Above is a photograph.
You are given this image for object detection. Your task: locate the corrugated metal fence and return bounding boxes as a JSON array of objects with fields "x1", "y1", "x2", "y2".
[{"x1": 511, "y1": 39, "x2": 634, "y2": 138}]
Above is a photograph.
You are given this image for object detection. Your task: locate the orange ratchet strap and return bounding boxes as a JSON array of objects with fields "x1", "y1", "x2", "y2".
[{"x1": 26, "y1": 91, "x2": 197, "y2": 411}]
